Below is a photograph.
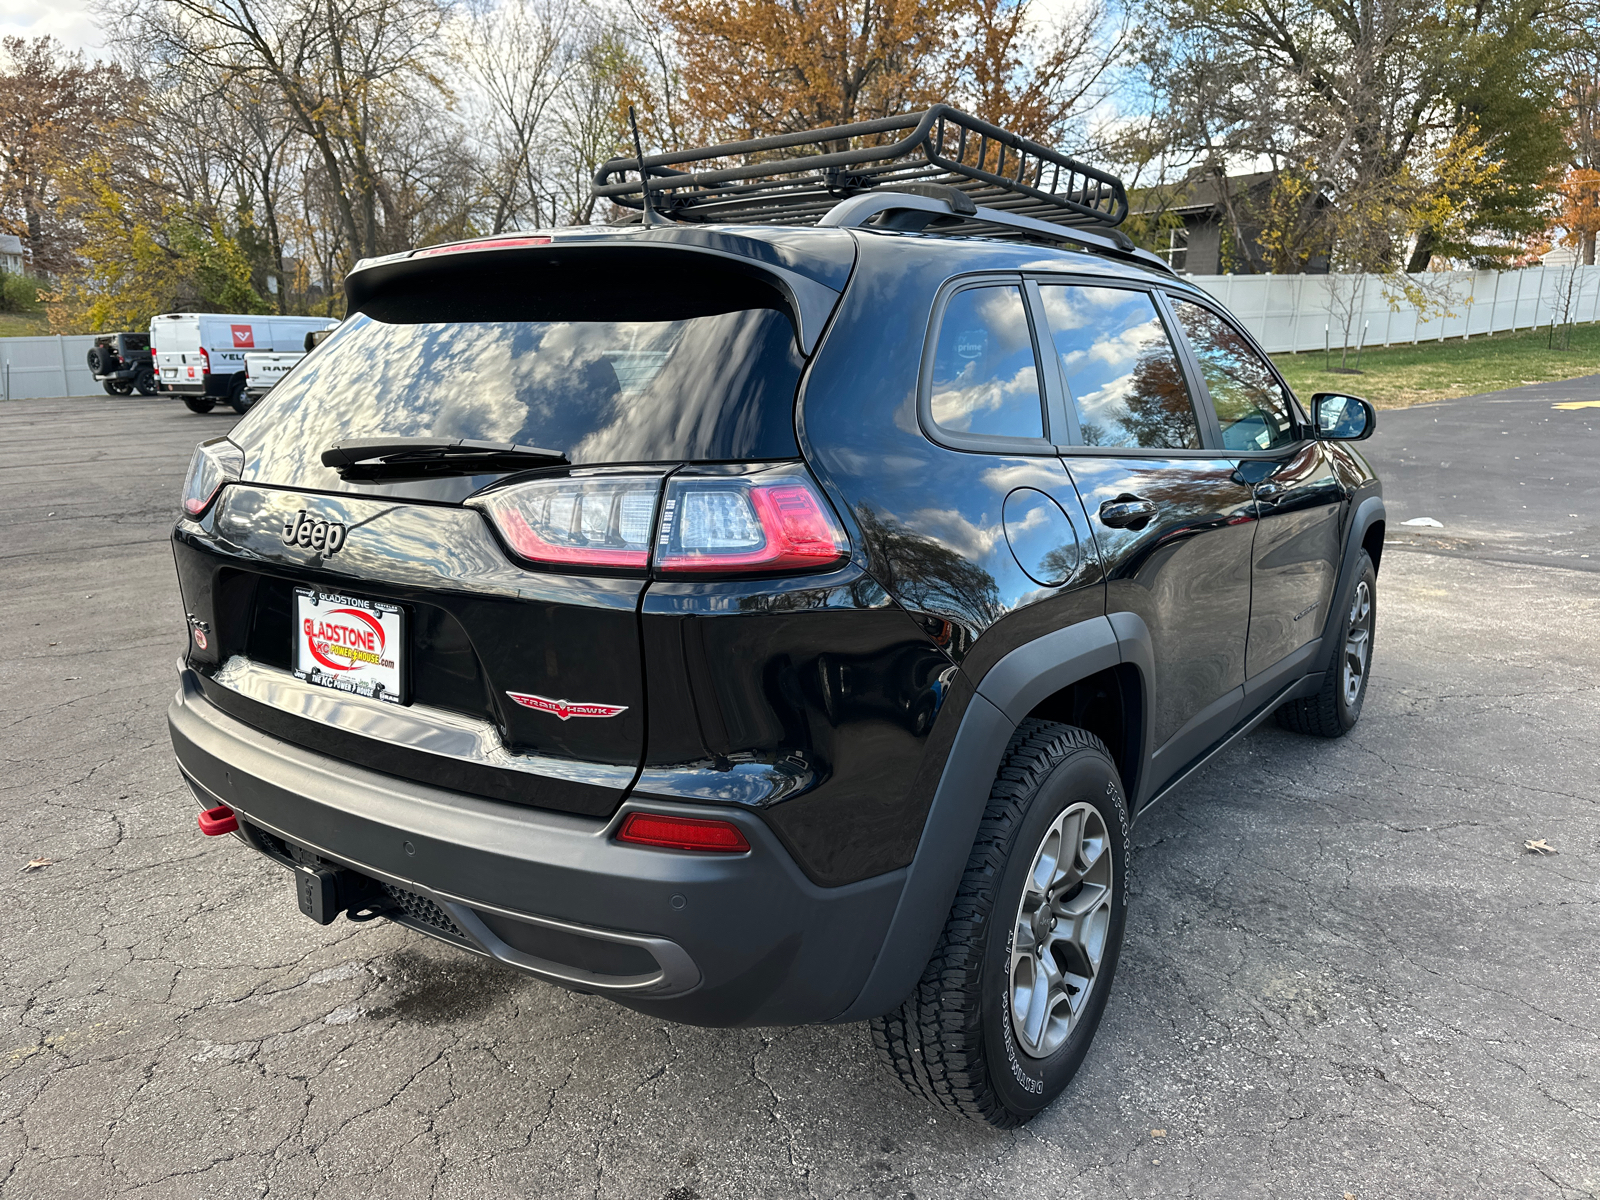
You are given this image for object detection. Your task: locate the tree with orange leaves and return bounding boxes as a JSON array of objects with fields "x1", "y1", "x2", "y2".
[
  {"x1": 655, "y1": 0, "x2": 1126, "y2": 149},
  {"x1": 0, "y1": 36, "x2": 131, "y2": 277},
  {"x1": 1556, "y1": 167, "x2": 1600, "y2": 265}
]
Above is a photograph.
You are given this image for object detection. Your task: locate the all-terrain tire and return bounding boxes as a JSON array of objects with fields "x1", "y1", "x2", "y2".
[
  {"x1": 134, "y1": 367, "x2": 156, "y2": 396},
  {"x1": 1275, "y1": 550, "x2": 1376, "y2": 737},
  {"x1": 871, "y1": 719, "x2": 1130, "y2": 1127},
  {"x1": 183, "y1": 396, "x2": 216, "y2": 414}
]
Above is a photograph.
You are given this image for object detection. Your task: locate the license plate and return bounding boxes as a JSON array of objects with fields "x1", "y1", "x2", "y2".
[{"x1": 293, "y1": 589, "x2": 405, "y2": 704}]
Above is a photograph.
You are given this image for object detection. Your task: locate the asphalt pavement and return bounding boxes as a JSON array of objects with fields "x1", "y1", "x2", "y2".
[{"x1": 2, "y1": 383, "x2": 1597, "y2": 1199}]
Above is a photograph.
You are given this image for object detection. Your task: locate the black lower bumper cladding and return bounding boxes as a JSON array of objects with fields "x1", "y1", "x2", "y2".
[{"x1": 167, "y1": 664, "x2": 905, "y2": 1026}]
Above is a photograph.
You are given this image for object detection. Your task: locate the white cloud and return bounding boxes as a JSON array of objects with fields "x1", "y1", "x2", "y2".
[{"x1": 0, "y1": 0, "x2": 106, "y2": 55}]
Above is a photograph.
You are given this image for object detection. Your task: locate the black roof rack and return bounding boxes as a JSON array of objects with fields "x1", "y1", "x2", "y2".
[{"x1": 593, "y1": 105, "x2": 1128, "y2": 230}]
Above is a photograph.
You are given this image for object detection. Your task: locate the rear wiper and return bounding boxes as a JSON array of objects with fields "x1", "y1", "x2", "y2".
[{"x1": 321, "y1": 437, "x2": 568, "y2": 479}]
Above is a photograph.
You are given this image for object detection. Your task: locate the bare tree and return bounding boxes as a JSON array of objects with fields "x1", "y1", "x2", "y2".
[
  {"x1": 113, "y1": 0, "x2": 455, "y2": 261},
  {"x1": 458, "y1": 0, "x2": 578, "y2": 232}
]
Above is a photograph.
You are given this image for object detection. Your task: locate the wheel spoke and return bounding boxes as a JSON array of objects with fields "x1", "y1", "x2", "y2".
[{"x1": 1009, "y1": 800, "x2": 1116, "y2": 1060}]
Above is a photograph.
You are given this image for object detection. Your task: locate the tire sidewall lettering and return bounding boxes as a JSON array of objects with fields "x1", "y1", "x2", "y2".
[{"x1": 983, "y1": 740, "x2": 1130, "y2": 1114}]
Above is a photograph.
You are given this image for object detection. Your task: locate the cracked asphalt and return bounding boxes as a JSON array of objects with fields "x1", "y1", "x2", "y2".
[{"x1": 3, "y1": 381, "x2": 1597, "y2": 1199}]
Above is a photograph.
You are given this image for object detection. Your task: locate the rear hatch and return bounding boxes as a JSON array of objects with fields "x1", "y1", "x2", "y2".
[
  {"x1": 173, "y1": 228, "x2": 856, "y2": 817},
  {"x1": 152, "y1": 314, "x2": 203, "y2": 390}
]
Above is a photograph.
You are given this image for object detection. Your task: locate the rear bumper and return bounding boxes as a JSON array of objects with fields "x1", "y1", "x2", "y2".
[{"x1": 167, "y1": 665, "x2": 906, "y2": 1026}]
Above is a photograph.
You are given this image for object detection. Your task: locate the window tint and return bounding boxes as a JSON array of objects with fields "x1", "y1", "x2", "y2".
[
  {"x1": 1038, "y1": 285, "x2": 1201, "y2": 449},
  {"x1": 1172, "y1": 300, "x2": 1297, "y2": 451},
  {"x1": 928, "y1": 285, "x2": 1045, "y2": 439},
  {"x1": 239, "y1": 307, "x2": 805, "y2": 478}
]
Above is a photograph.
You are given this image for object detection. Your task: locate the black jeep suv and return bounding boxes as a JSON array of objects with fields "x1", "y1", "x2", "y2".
[
  {"x1": 88, "y1": 332, "x2": 155, "y2": 395},
  {"x1": 167, "y1": 108, "x2": 1383, "y2": 1126}
]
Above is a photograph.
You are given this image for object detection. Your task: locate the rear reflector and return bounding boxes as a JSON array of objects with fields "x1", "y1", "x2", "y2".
[
  {"x1": 197, "y1": 804, "x2": 239, "y2": 836},
  {"x1": 414, "y1": 236, "x2": 553, "y2": 258},
  {"x1": 615, "y1": 812, "x2": 751, "y2": 853}
]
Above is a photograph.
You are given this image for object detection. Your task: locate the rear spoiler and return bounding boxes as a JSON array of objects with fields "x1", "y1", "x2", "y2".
[{"x1": 346, "y1": 230, "x2": 853, "y2": 356}]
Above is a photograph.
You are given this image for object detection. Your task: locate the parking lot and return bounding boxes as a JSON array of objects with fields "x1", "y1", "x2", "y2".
[{"x1": 2, "y1": 381, "x2": 1597, "y2": 1199}]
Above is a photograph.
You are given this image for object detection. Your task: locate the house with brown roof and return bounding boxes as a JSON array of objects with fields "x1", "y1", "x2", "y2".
[{"x1": 1129, "y1": 172, "x2": 1330, "y2": 276}]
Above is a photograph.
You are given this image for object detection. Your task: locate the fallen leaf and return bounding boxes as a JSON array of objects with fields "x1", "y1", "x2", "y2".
[
  {"x1": 1151, "y1": 1129, "x2": 1166, "y2": 1137},
  {"x1": 1346, "y1": 1193, "x2": 1358, "y2": 1200},
  {"x1": 1523, "y1": 839, "x2": 1557, "y2": 856},
  {"x1": 21, "y1": 857, "x2": 54, "y2": 873}
]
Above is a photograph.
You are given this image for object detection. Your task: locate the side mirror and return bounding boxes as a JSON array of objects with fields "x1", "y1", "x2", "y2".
[{"x1": 1312, "y1": 393, "x2": 1376, "y2": 441}]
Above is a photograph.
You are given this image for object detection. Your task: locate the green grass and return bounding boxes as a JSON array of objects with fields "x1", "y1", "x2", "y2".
[
  {"x1": 0, "y1": 311, "x2": 50, "y2": 337},
  {"x1": 1272, "y1": 321, "x2": 1600, "y2": 408}
]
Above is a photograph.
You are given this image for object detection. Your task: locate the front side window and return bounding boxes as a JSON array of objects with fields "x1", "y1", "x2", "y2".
[
  {"x1": 1037, "y1": 285, "x2": 1202, "y2": 450},
  {"x1": 1172, "y1": 300, "x2": 1297, "y2": 451},
  {"x1": 928, "y1": 285, "x2": 1045, "y2": 440}
]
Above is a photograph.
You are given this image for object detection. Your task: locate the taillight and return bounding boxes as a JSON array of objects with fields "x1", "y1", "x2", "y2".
[
  {"x1": 615, "y1": 812, "x2": 750, "y2": 853},
  {"x1": 181, "y1": 438, "x2": 243, "y2": 516},
  {"x1": 471, "y1": 466, "x2": 850, "y2": 575},
  {"x1": 198, "y1": 346, "x2": 210, "y2": 373},
  {"x1": 470, "y1": 473, "x2": 662, "y2": 568},
  {"x1": 656, "y1": 471, "x2": 847, "y2": 573}
]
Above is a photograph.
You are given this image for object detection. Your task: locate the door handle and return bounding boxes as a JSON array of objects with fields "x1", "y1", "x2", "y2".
[
  {"x1": 1099, "y1": 495, "x2": 1158, "y2": 529},
  {"x1": 1254, "y1": 481, "x2": 1285, "y2": 500}
]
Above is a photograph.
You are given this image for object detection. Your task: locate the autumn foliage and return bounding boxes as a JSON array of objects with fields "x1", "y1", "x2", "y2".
[
  {"x1": 1556, "y1": 167, "x2": 1600, "y2": 264},
  {"x1": 656, "y1": 0, "x2": 1125, "y2": 146}
]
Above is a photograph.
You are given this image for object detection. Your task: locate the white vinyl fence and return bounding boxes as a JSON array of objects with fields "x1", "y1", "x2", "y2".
[
  {"x1": 4, "y1": 262, "x2": 1598, "y2": 396},
  {"x1": 1190, "y1": 264, "x2": 1600, "y2": 354},
  {"x1": 0, "y1": 334, "x2": 102, "y2": 400}
]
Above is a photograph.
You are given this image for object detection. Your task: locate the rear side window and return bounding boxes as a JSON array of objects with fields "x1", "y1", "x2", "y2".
[
  {"x1": 1037, "y1": 285, "x2": 1201, "y2": 450},
  {"x1": 249, "y1": 307, "x2": 805, "y2": 467},
  {"x1": 928, "y1": 285, "x2": 1045, "y2": 440},
  {"x1": 1171, "y1": 300, "x2": 1297, "y2": 451}
]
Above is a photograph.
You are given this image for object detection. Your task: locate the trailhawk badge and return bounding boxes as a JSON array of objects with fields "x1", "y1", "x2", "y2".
[{"x1": 506, "y1": 691, "x2": 628, "y2": 721}]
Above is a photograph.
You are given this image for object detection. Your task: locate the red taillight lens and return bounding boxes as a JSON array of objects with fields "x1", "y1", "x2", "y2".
[
  {"x1": 414, "y1": 236, "x2": 553, "y2": 258},
  {"x1": 656, "y1": 473, "x2": 848, "y2": 573},
  {"x1": 471, "y1": 474, "x2": 662, "y2": 568},
  {"x1": 616, "y1": 812, "x2": 751, "y2": 853},
  {"x1": 198, "y1": 346, "x2": 210, "y2": 372},
  {"x1": 181, "y1": 438, "x2": 244, "y2": 516}
]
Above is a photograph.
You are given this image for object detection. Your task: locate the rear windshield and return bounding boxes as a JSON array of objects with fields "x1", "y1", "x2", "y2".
[{"x1": 244, "y1": 306, "x2": 805, "y2": 471}]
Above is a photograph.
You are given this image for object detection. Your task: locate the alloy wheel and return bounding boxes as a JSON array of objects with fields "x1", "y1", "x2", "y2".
[
  {"x1": 1343, "y1": 579, "x2": 1372, "y2": 707},
  {"x1": 1008, "y1": 802, "x2": 1113, "y2": 1059}
]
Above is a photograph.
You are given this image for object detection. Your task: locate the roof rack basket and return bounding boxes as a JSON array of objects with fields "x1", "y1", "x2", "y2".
[{"x1": 593, "y1": 105, "x2": 1129, "y2": 231}]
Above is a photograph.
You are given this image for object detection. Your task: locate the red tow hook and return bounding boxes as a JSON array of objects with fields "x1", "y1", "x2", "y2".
[{"x1": 197, "y1": 804, "x2": 239, "y2": 836}]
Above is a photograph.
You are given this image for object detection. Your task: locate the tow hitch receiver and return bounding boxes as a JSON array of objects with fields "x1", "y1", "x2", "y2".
[
  {"x1": 294, "y1": 864, "x2": 348, "y2": 925},
  {"x1": 197, "y1": 804, "x2": 238, "y2": 836}
]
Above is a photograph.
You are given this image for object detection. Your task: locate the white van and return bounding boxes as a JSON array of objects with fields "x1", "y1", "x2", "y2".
[{"x1": 150, "y1": 312, "x2": 340, "y2": 414}]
